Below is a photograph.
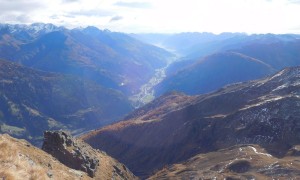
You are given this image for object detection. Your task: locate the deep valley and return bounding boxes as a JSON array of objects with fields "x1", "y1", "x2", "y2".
[{"x1": 1, "y1": 22, "x2": 300, "y2": 179}]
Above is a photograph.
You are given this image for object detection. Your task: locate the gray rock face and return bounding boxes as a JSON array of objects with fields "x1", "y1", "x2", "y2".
[{"x1": 42, "y1": 131, "x2": 99, "y2": 177}]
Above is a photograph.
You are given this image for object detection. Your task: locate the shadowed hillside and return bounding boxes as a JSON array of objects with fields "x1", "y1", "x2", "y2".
[
  {"x1": 155, "y1": 52, "x2": 275, "y2": 96},
  {"x1": 0, "y1": 59, "x2": 133, "y2": 145},
  {"x1": 155, "y1": 36, "x2": 300, "y2": 96}
]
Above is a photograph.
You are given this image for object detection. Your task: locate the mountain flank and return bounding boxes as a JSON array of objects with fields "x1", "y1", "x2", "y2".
[
  {"x1": 155, "y1": 35, "x2": 300, "y2": 96},
  {"x1": 82, "y1": 66, "x2": 300, "y2": 178},
  {"x1": 155, "y1": 51, "x2": 276, "y2": 96},
  {"x1": 149, "y1": 144, "x2": 300, "y2": 179},
  {"x1": 0, "y1": 59, "x2": 133, "y2": 145}
]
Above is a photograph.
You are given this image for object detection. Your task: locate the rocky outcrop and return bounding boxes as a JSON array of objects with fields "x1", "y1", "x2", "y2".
[
  {"x1": 0, "y1": 134, "x2": 91, "y2": 180},
  {"x1": 0, "y1": 133, "x2": 137, "y2": 180},
  {"x1": 42, "y1": 131, "x2": 99, "y2": 177},
  {"x1": 42, "y1": 130, "x2": 137, "y2": 179}
]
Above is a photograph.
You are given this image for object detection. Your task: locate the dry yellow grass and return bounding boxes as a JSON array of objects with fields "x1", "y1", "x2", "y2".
[
  {"x1": 0, "y1": 134, "x2": 91, "y2": 180},
  {"x1": 0, "y1": 171, "x2": 16, "y2": 180},
  {"x1": 0, "y1": 136, "x2": 48, "y2": 180}
]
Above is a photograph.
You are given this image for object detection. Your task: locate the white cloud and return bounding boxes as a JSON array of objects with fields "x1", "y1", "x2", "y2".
[
  {"x1": 288, "y1": 0, "x2": 300, "y2": 4},
  {"x1": 114, "y1": 1, "x2": 152, "y2": 8},
  {"x1": 0, "y1": 0, "x2": 299, "y2": 34},
  {"x1": 0, "y1": 0, "x2": 45, "y2": 23},
  {"x1": 62, "y1": 0, "x2": 79, "y2": 3}
]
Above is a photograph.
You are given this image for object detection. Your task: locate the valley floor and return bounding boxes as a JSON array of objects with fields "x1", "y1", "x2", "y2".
[{"x1": 130, "y1": 63, "x2": 170, "y2": 108}]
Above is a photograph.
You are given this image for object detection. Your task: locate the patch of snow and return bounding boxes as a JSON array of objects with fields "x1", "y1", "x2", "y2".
[
  {"x1": 249, "y1": 146, "x2": 272, "y2": 157},
  {"x1": 292, "y1": 81, "x2": 300, "y2": 86},
  {"x1": 272, "y1": 84, "x2": 288, "y2": 92},
  {"x1": 0, "y1": 23, "x2": 62, "y2": 36},
  {"x1": 240, "y1": 96, "x2": 284, "y2": 111},
  {"x1": 268, "y1": 69, "x2": 285, "y2": 80}
]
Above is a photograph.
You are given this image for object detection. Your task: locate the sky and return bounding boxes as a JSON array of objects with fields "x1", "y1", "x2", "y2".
[{"x1": 0, "y1": 0, "x2": 300, "y2": 34}]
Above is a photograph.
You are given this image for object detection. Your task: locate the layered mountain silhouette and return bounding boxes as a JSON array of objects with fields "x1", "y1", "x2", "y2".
[
  {"x1": 1, "y1": 23, "x2": 300, "y2": 179},
  {"x1": 133, "y1": 32, "x2": 299, "y2": 58},
  {"x1": 82, "y1": 66, "x2": 300, "y2": 178},
  {"x1": 155, "y1": 52, "x2": 275, "y2": 96},
  {"x1": 131, "y1": 32, "x2": 244, "y2": 56},
  {"x1": 0, "y1": 24, "x2": 173, "y2": 95},
  {"x1": 155, "y1": 36, "x2": 300, "y2": 96},
  {"x1": 0, "y1": 59, "x2": 133, "y2": 145}
]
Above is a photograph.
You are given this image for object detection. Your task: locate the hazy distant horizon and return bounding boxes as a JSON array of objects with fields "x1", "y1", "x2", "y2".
[
  {"x1": 3, "y1": 22, "x2": 300, "y2": 36},
  {"x1": 1, "y1": 0, "x2": 300, "y2": 34}
]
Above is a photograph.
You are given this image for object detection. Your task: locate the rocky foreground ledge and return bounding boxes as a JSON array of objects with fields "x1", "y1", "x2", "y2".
[
  {"x1": 42, "y1": 131, "x2": 99, "y2": 177},
  {"x1": 0, "y1": 132, "x2": 137, "y2": 179},
  {"x1": 41, "y1": 130, "x2": 137, "y2": 179}
]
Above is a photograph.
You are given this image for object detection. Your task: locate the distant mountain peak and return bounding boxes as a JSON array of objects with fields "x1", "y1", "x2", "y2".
[
  {"x1": 81, "y1": 26, "x2": 112, "y2": 35},
  {"x1": 29, "y1": 23, "x2": 60, "y2": 33},
  {"x1": 0, "y1": 23, "x2": 65, "y2": 37},
  {"x1": 83, "y1": 25, "x2": 100, "y2": 32}
]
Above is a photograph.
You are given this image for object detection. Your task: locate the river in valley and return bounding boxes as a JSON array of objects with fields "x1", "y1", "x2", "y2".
[{"x1": 130, "y1": 63, "x2": 170, "y2": 108}]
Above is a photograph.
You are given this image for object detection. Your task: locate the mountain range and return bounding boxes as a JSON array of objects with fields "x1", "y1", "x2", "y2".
[
  {"x1": 0, "y1": 23, "x2": 175, "y2": 145},
  {"x1": 0, "y1": 23, "x2": 174, "y2": 95},
  {"x1": 132, "y1": 32, "x2": 300, "y2": 58},
  {"x1": 1, "y1": 23, "x2": 300, "y2": 179},
  {"x1": 154, "y1": 34, "x2": 300, "y2": 96},
  {"x1": 82, "y1": 66, "x2": 300, "y2": 178}
]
